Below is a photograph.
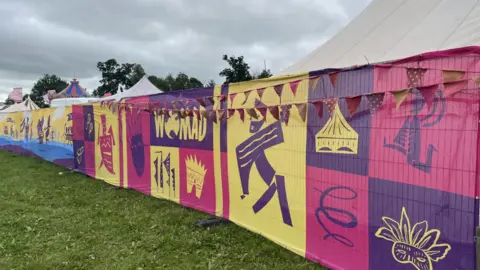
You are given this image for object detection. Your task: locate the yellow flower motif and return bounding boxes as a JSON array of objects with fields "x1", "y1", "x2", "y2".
[{"x1": 375, "y1": 207, "x2": 451, "y2": 270}]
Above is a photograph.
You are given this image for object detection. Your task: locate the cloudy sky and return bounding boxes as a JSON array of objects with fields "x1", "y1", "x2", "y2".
[{"x1": 0, "y1": 0, "x2": 372, "y2": 100}]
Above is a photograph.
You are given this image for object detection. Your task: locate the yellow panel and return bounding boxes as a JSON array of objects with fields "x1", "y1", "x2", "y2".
[{"x1": 150, "y1": 146, "x2": 180, "y2": 203}]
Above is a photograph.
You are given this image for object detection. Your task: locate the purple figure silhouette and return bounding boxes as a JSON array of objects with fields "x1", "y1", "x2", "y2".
[{"x1": 235, "y1": 99, "x2": 293, "y2": 226}]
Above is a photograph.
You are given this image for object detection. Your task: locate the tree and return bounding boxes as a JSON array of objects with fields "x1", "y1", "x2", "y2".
[
  {"x1": 4, "y1": 98, "x2": 14, "y2": 105},
  {"x1": 94, "y1": 59, "x2": 144, "y2": 97},
  {"x1": 149, "y1": 73, "x2": 204, "y2": 92},
  {"x1": 205, "y1": 79, "x2": 216, "y2": 88},
  {"x1": 30, "y1": 74, "x2": 68, "y2": 108},
  {"x1": 219, "y1": 55, "x2": 253, "y2": 84},
  {"x1": 252, "y1": 69, "x2": 273, "y2": 80}
]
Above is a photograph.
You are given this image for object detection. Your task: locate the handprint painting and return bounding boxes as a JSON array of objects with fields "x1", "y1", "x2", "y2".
[{"x1": 375, "y1": 207, "x2": 451, "y2": 270}]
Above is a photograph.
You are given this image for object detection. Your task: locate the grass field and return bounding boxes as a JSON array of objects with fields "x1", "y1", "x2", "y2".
[{"x1": 0, "y1": 150, "x2": 326, "y2": 270}]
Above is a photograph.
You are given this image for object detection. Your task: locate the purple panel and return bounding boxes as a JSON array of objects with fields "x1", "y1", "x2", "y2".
[
  {"x1": 368, "y1": 178, "x2": 475, "y2": 270},
  {"x1": 306, "y1": 98, "x2": 371, "y2": 176},
  {"x1": 73, "y1": 140, "x2": 85, "y2": 173},
  {"x1": 83, "y1": 105, "x2": 95, "y2": 142},
  {"x1": 149, "y1": 88, "x2": 214, "y2": 151}
]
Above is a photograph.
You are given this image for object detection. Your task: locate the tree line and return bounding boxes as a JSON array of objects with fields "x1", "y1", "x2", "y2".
[{"x1": 3, "y1": 55, "x2": 273, "y2": 108}]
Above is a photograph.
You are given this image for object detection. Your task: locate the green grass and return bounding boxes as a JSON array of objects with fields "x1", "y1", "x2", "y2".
[{"x1": 0, "y1": 150, "x2": 326, "y2": 270}]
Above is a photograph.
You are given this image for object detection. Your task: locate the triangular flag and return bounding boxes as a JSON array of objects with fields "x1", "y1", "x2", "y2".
[
  {"x1": 227, "y1": 109, "x2": 235, "y2": 119},
  {"x1": 392, "y1": 89, "x2": 410, "y2": 110},
  {"x1": 246, "y1": 108, "x2": 259, "y2": 119},
  {"x1": 366, "y1": 93, "x2": 385, "y2": 114},
  {"x1": 200, "y1": 110, "x2": 209, "y2": 119},
  {"x1": 218, "y1": 110, "x2": 226, "y2": 120},
  {"x1": 268, "y1": 106, "x2": 280, "y2": 120},
  {"x1": 172, "y1": 101, "x2": 178, "y2": 110},
  {"x1": 418, "y1": 84, "x2": 438, "y2": 109},
  {"x1": 196, "y1": 98, "x2": 207, "y2": 107},
  {"x1": 237, "y1": 109, "x2": 245, "y2": 122},
  {"x1": 406, "y1": 68, "x2": 427, "y2": 88},
  {"x1": 295, "y1": 103, "x2": 307, "y2": 122},
  {"x1": 444, "y1": 80, "x2": 468, "y2": 97},
  {"x1": 289, "y1": 80, "x2": 301, "y2": 97},
  {"x1": 209, "y1": 111, "x2": 218, "y2": 123},
  {"x1": 376, "y1": 64, "x2": 392, "y2": 81},
  {"x1": 194, "y1": 109, "x2": 201, "y2": 120},
  {"x1": 185, "y1": 109, "x2": 194, "y2": 117},
  {"x1": 219, "y1": 95, "x2": 227, "y2": 102},
  {"x1": 207, "y1": 96, "x2": 215, "y2": 105},
  {"x1": 473, "y1": 77, "x2": 480, "y2": 87},
  {"x1": 274, "y1": 84, "x2": 284, "y2": 98},
  {"x1": 322, "y1": 98, "x2": 337, "y2": 117},
  {"x1": 442, "y1": 70, "x2": 465, "y2": 83},
  {"x1": 313, "y1": 101, "x2": 323, "y2": 119},
  {"x1": 280, "y1": 105, "x2": 292, "y2": 126},
  {"x1": 229, "y1": 93, "x2": 237, "y2": 105},
  {"x1": 309, "y1": 76, "x2": 320, "y2": 91},
  {"x1": 241, "y1": 91, "x2": 252, "y2": 105},
  {"x1": 257, "y1": 107, "x2": 268, "y2": 120},
  {"x1": 257, "y1": 88, "x2": 265, "y2": 99},
  {"x1": 345, "y1": 96, "x2": 361, "y2": 116},
  {"x1": 329, "y1": 72, "x2": 339, "y2": 88}
]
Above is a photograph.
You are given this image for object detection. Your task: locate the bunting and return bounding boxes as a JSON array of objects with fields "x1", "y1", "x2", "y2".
[
  {"x1": 194, "y1": 109, "x2": 201, "y2": 120},
  {"x1": 406, "y1": 67, "x2": 427, "y2": 88},
  {"x1": 392, "y1": 89, "x2": 410, "y2": 110},
  {"x1": 323, "y1": 98, "x2": 337, "y2": 117},
  {"x1": 442, "y1": 70, "x2": 465, "y2": 83},
  {"x1": 257, "y1": 88, "x2": 265, "y2": 99},
  {"x1": 274, "y1": 84, "x2": 284, "y2": 98},
  {"x1": 329, "y1": 72, "x2": 339, "y2": 88},
  {"x1": 366, "y1": 93, "x2": 385, "y2": 114},
  {"x1": 289, "y1": 80, "x2": 301, "y2": 97},
  {"x1": 473, "y1": 77, "x2": 480, "y2": 87},
  {"x1": 200, "y1": 110, "x2": 209, "y2": 119},
  {"x1": 313, "y1": 101, "x2": 323, "y2": 119},
  {"x1": 309, "y1": 76, "x2": 320, "y2": 91},
  {"x1": 376, "y1": 64, "x2": 392, "y2": 81},
  {"x1": 227, "y1": 109, "x2": 235, "y2": 119},
  {"x1": 242, "y1": 91, "x2": 252, "y2": 105},
  {"x1": 207, "y1": 96, "x2": 216, "y2": 105},
  {"x1": 280, "y1": 105, "x2": 292, "y2": 125},
  {"x1": 295, "y1": 103, "x2": 307, "y2": 122},
  {"x1": 218, "y1": 110, "x2": 226, "y2": 120},
  {"x1": 209, "y1": 110, "x2": 218, "y2": 123},
  {"x1": 229, "y1": 93, "x2": 237, "y2": 105},
  {"x1": 257, "y1": 107, "x2": 268, "y2": 120},
  {"x1": 345, "y1": 96, "x2": 361, "y2": 116},
  {"x1": 246, "y1": 108, "x2": 259, "y2": 119},
  {"x1": 268, "y1": 106, "x2": 280, "y2": 120},
  {"x1": 444, "y1": 80, "x2": 468, "y2": 97},
  {"x1": 238, "y1": 109, "x2": 245, "y2": 122},
  {"x1": 197, "y1": 98, "x2": 207, "y2": 107}
]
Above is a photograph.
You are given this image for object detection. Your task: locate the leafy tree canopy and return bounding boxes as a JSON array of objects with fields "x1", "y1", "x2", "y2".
[{"x1": 30, "y1": 74, "x2": 68, "y2": 108}]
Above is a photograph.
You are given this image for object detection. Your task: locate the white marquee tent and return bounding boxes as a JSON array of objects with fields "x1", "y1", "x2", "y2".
[
  {"x1": 281, "y1": 0, "x2": 480, "y2": 75},
  {"x1": 0, "y1": 96, "x2": 40, "y2": 113},
  {"x1": 99, "y1": 75, "x2": 163, "y2": 101}
]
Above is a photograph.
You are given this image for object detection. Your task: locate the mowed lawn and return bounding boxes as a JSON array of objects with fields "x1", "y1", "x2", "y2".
[{"x1": 0, "y1": 150, "x2": 326, "y2": 270}]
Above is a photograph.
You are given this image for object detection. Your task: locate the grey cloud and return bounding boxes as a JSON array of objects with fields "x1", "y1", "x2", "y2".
[{"x1": 0, "y1": 0, "x2": 371, "y2": 100}]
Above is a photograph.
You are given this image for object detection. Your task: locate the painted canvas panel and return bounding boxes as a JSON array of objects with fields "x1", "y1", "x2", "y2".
[
  {"x1": 125, "y1": 100, "x2": 151, "y2": 195},
  {"x1": 179, "y1": 148, "x2": 215, "y2": 215},
  {"x1": 93, "y1": 104, "x2": 120, "y2": 186},
  {"x1": 149, "y1": 87, "x2": 214, "y2": 151},
  {"x1": 305, "y1": 167, "x2": 369, "y2": 270},
  {"x1": 369, "y1": 89, "x2": 479, "y2": 197},
  {"x1": 0, "y1": 111, "x2": 25, "y2": 152},
  {"x1": 150, "y1": 146, "x2": 180, "y2": 203},
  {"x1": 369, "y1": 177, "x2": 476, "y2": 270},
  {"x1": 227, "y1": 79, "x2": 308, "y2": 256}
]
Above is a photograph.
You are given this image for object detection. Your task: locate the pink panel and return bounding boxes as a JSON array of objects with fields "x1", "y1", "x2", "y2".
[
  {"x1": 179, "y1": 148, "x2": 216, "y2": 215},
  {"x1": 84, "y1": 141, "x2": 96, "y2": 178},
  {"x1": 221, "y1": 152, "x2": 230, "y2": 219},
  {"x1": 306, "y1": 166, "x2": 369, "y2": 270}
]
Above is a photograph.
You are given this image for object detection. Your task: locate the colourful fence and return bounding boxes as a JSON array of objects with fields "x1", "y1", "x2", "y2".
[{"x1": 2, "y1": 47, "x2": 480, "y2": 270}]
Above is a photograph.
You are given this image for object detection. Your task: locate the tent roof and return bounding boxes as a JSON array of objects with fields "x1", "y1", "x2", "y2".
[
  {"x1": 56, "y1": 78, "x2": 87, "y2": 98},
  {"x1": 99, "y1": 75, "x2": 163, "y2": 101},
  {"x1": 0, "y1": 96, "x2": 40, "y2": 113},
  {"x1": 280, "y1": 0, "x2": 480, "y2": 75}
]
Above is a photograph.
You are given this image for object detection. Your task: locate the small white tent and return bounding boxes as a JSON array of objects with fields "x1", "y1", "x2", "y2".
[
  {"x1": 99, "y1": 75, "x2": 163, "y2": 101},
  {"x1": 0, "y1": 96, "x2": 40, "y2": 113},
  {"x1": 281, "y1": 0, "x2": 480, "y2": 75}
]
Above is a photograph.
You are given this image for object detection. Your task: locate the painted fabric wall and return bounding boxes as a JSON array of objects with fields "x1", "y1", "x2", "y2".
[{"x1": 1, "y1": 49, "x2": 480, "y2": 270}]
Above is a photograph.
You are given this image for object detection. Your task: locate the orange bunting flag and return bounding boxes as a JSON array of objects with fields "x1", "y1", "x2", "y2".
[
  {"x1": 257, "y1": 88, "x2": 265, "y2": 99},
  {"x1": 444, "y1": 79, "x2": 468, "y2": 97},
  {"x1": 208, "y1": 111, "x2": 217, "y2": 123},
  {"x1": 345, "y1": 96, "x2": 362, "y2": 116},
  {"x1": 309, "y1": 76, "x2": 320, "y2": 91},
  {"x1": 289, "y1": 80, "x2": 301, "y2": 97},
  {"x1": 473, "y1": 77, "x2": 480, "y2": 87},
  {"x1": 329, "y1": 72, "x2": 339, "y2": 88},
  {"x1": 229, "y1": 93, "x2": 237, "y2": 105},
  {"x1": 274, "y1": 84, "x2": 284, "y2": 98},
  {"x1": 246, "y1": 108, "x2": 259, "y2": 119},
  {"x1": 313, "y1": 101, "x2": 323, "y2": 119},
  {"x1": 366, "y1": 93, "x2": 385, "y2": 114},
  {"x1": 237, "y1": 109, "x2": 245, "y2": 122},
  {"x1": 200, "y1": 110, "x2": 209, "y2": 119},
  {"x1": 268, "y1": 106, "x2": 280, "y2": 120},
  {"x1": 280, "y1": 105, "x2": 292, "y2": 125},
  {"x1": 442, "y1": 70, "x2": 465, "y2": 83},
  {"x1": 257, "y1": 107, "x2": 268, "y2": 120},
  {"x1": 196, "y1": 98, "x2": 206, "y2": 107},
  {"x1": 392, "y1": 89, "x2": 410, "y2": 110},
  {"x1": 218, "y1": 110, "x2": 226, "y2": 120},
  {"x1": 242, "y1": 91, "x2": 252, "y2": 105},
  {"x1": 406, "y1": 67, "x2": 427, "y2": 88},
  {"x1": 295, "y1": 103, "x2": 307, "y2": 122},
  {"x1": 322, "y1": 98, "x2": 337, "y2": 117},
  {"x1": 227, "y1": 109, "x2": 235, "y2": 119},
  {"x1": 207, "y1": 96, "x2": 215, "y2": 105}
]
